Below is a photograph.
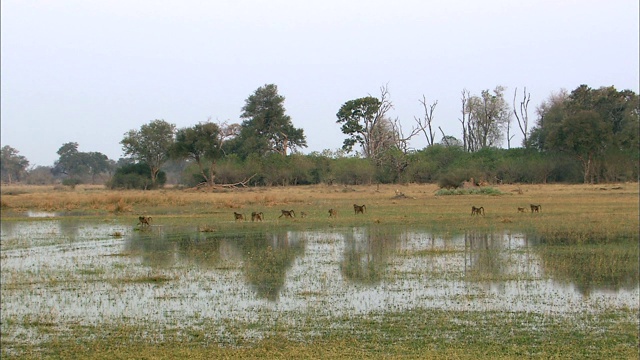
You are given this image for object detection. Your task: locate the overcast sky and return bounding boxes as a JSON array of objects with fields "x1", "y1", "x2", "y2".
[{"x1": 2, "y1": 0, "x2": 638, "y2": 167}]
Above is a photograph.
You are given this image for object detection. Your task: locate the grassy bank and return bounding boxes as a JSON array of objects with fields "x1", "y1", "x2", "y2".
[{"x1": 2, "y1": 183, "x2": 638, "y2": 243}]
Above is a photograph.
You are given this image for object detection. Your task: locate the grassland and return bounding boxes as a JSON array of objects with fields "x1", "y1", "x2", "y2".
[
  {"x1": 2, "y1": 182, "x2": 638, "y2": 243},
  {"x1": 1, "y1": 183, "x2": 638, "y2": 359}
]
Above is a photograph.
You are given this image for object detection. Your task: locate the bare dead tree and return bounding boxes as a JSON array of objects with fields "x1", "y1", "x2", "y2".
[
  {"x1": 414, "y1": 96, "x2": 438, "y2": 146},
  {"x1": 513, "y1": 87, "x2": 531, "y2": 148},
  {"x1": 459, "y1": 89, "x2": 471, "y2": 151},
  {"x1": 366, "y1": 84, "x2": 395, "y2": 159}
]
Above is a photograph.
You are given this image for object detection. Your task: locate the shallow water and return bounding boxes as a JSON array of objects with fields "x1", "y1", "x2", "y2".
[{"x1": 1, "y1": 219, "x2": 638, "y2": 343}]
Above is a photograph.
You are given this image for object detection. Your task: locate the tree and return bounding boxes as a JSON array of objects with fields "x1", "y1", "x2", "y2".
[
  {"x1": 336, "y1": 84, "x2": 394, "y2": 159},
  {"x1": 414, "y1": 96, "x2": 438, "y2": 146},
  {"x1": 547, "y1": 110, "x2": 610, "y2": 183},
  {"x1": 121, "y1": 119, "x2": 176, "y2": 185},
  {"x1": 53, "y1": 142, "x2": 112, "y2": 184},
  {"x1": 533, "y1": 85, "x2": 639, "y2": 183},
  {"x1": 1, "y1": 145, "x2": 29, "y2": 184},
  {"x1": 233, "y1": 84, "x2": 306, "y2": 158},
  {"x1": 171, "y1": 122, "x2": 222, "y2": 186},
  {"x1": 513, "y1": 87, "x2": 531, "y2": 147},
  {"x1": 463, "y1": 86, "x2": 511, "y2": 152}
]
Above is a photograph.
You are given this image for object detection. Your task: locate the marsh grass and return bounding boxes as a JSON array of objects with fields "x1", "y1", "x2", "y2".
[{"x1": 1, "y1": 183, "x2": 638, "y2": 359}]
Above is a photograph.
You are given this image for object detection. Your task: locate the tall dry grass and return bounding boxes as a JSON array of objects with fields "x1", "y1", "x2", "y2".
[{"x1": 1, "y1": 183, "x2": 638, "y2": 243}]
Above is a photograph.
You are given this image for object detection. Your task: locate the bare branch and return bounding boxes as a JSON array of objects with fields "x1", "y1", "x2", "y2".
[
  {"x1": 513, "y1": 87, "x2": 531, "y2": 147},
  {"x1": 413, "y1": 95, "x2": 438, "y2": 146}
]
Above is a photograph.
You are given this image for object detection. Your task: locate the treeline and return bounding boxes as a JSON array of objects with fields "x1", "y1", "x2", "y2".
[
  {"x1": 1, "y1": 84, "x2": 638, "y2": 188},
  {"x1": 175, "y1": 146, "x2": 629, "y2": 187}
]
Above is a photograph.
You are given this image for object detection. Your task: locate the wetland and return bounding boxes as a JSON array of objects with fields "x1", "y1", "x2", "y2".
[{"x1": 0, "y1": 183, "x2": 638, "y2": 359}]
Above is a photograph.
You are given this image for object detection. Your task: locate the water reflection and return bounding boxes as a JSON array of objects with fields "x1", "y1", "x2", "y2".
[
  {"x1": 125, "y1": 228, "x2": 306, "y2": 301},
  {"x1": 341, "y1": 227, "x2": 397, "y2": 285},
  {"x1": 2, "y1": 217, "x2": 638, "y2": 318},
  {"x1": 538, "y1": 245, "x2": 639, "y2": 295}
]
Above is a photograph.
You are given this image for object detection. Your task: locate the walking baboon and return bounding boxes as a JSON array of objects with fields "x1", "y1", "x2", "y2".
[
  {"x1": 234, "y1": 212, "x2": 245, "y2": 221},
  {"x1": 530, "y1": 204, "x2": 541, "y2": 213},
  {"x1": 328, "y1": 208, "x2": 337, "y2": 218},
  {"x1": 137, "y1": 216, "x2": 152, "y2": 226},
  {"x1": 300, "y1": 211, "x2": 307, "y2": 218},
  {"x1": 279, "y1": 210, "x2": 295, "y2": 218},
  {"x1": 471, "y1": 206, "x2": 485, "y2": 216},
  {"x1": 353, "y1": 204, "x2": 366, "y2": 214},
  {"x1": 251, "y1": 212, "x2": 264, "y2": 222},
  {"x1": 517, "y1": 207, "x2": 526, "y2": 213}
]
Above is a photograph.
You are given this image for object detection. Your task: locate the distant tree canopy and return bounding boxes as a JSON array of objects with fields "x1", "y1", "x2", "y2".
[
  {"x1": 7, "y1": 83, "x2": 638, "y2": 187},
  {"x1": 228, "y1": 84, "x2": 307, "y2": 159},
  {"x1": 1, "y1": 145, "x2": 30, "y2": 184},
  {"x1": 529, "y1": 85, "x2": 639, "y2": 183},
  {"x1": 121, "y1": 119, "x2": 176, "y2": 184},
  {"x1": 52, "y1": 142, "x2": 112, "y2": 184}
]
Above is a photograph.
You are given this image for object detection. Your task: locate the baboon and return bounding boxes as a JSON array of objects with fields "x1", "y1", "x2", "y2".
[
  {"x1": 353, "y1": 204, "x2": 366, "y2": 214},
  {"x1": 517, "y1": 207, "x2": 526, "y2": 213},
  {"x1": 328, "y1": 208, "x2": 337, "y2": 218},
  {"x1": 234, "y1": 212, "x2": 245, "y2": 221},
  {"x1": 251, "y1": 211, "x2": 264, "y2": 222},
  {"x1": 279, "y1": 209, "x2": 295, "y2": 218},
  {"x1": 137, "y1": 216, "x2": 152, "y2": 226},
  {"x1": 471, "y1": 206, "x2": 485, "y2": 216},
  {"x1": 300, "y1": 211, "x2": 307, "y2": 218},
  {"x1": 530, "y1": 204, "x2": 541, "y2": 213}
]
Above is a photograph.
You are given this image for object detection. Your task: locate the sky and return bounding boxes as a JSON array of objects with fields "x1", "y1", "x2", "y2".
[{"x1": 2, "y1": 0, "x2": 638, "y2": 167}]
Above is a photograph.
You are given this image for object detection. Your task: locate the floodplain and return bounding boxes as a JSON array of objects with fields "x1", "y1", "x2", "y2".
[{"x1": 1, "y1": 183, "x2": 638, "y2": 359}]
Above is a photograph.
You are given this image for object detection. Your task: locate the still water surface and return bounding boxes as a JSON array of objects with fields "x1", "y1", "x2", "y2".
[{"x1": 1, "y1": 218, "x2": 637, "y2": 332}]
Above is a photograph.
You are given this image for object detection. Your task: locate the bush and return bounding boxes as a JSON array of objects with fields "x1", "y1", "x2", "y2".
[
  {"x1": 62, "y1": 178, "x2": 82, "y2": 189},
  {"x1": 107, "y1": 163, "x2": 166, "y2": 190}
]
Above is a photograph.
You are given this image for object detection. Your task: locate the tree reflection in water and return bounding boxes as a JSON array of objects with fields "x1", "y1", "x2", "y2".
[{"x1": 340, "y1": 226, "x2": 397, "y2": 285}]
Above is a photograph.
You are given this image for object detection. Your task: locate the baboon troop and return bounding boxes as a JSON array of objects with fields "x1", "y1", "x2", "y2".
[
  {"x1": 328, "y1": 208, "x2": 337, "y2": 218},
  {"x1": 530, "y1": 204, "x2": 542, "y2": 213},
  {"x1": 279, "y1": 209, "x2": 295, "y2": 218},
  {"x1": 137, "y1": 216, "x2": 152, "y2": 226},
  {"x1": 517, "y1": 207, "x2": 526, "y2": 213},
  {"x1": 353, "y1": 204, "x2": 366, "y2": 214},
  {"x1": 233, "y1": 212, "x2": 245, "y2": 221},
  {"x1": 471, "y1": 206, "x2": 485, "y2": 216},
  {"x1": 251, "y1": 211, "x2": 264, "y2": 222}
]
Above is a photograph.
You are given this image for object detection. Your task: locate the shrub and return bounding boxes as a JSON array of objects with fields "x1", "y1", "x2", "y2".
[{"x1": 107, "y1": 163, "x2": 166, "y2": 190}]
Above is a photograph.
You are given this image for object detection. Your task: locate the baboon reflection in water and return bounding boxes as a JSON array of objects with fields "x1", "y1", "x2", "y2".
[
  {"x1": 328, "y1": 208, "x2": 337, "y2": 218},
  {"x1": 517, "y1": 207, "x2": 526, "y2": 213},
  {"x1": 137, "y1": 216, "x2": 152, "y2": 226},
  {"x1": 530, "y1": 204, "x2": 541, "y2": 213},
  {"x1": 471, "y1": 206, "x2": 485, "y2": 216},
  {"x1": 234, "y1": 212, "x2": 245, "y2": 221},
  {"x1": 251, "y1": 212, "x2": 264, "y2": 222},
  {"x1": 279, "y1": 210, "x2": 295, "y2": 218},
  {"x1": 353, "y1": 204, "x2": 366, "y2": 214}
]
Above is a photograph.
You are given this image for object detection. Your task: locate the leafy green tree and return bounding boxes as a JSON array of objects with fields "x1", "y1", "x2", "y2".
[
  {"x1": 336, "y1": 86, "x2": 394, "y2": 159},
  {"x1": 1, "y1": 145, "x2": 29, "y2": 184},
  {"x1": 121, "y1": 119, "x2": 176, "y2": 185},
  {"x1": 53, "y1": 142, "x2": 112, "y2": 184},
  {"x1": 232, "y1": 84, "x2": 306, "y2": 158},
  {"x1": 171, "y1": 122, "x2": 222, "y2": 186},
  {"x1": 531, "y1": 85, "x2": 638, "y2": 183}
]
